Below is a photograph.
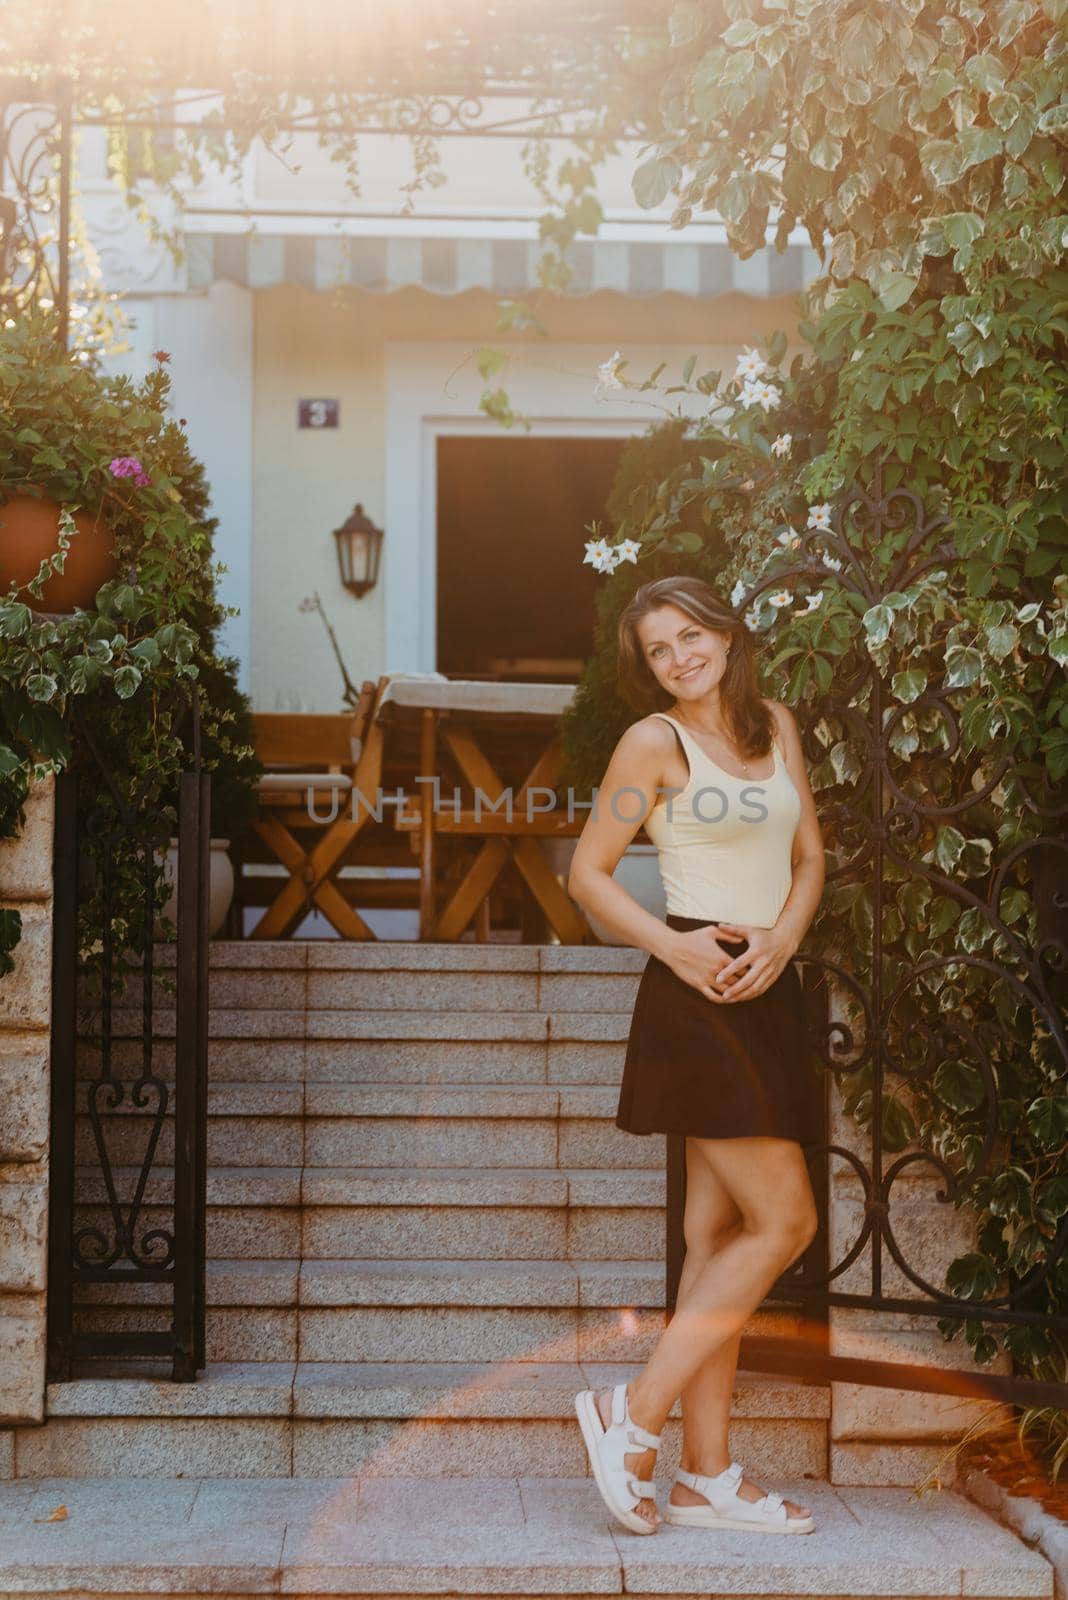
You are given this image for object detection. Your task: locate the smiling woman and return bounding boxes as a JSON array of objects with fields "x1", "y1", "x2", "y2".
[{"x1": 566, "y1": 572, "x2": 826, "y2": 1538}]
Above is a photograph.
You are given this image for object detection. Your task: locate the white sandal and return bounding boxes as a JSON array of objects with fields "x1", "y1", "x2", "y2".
[
  {"x1": 574, "y1": 1382, "x2": 662, "y2": 1535},
  {"x1": 664, "y1": 1460, "x2": 814, "y2": 1534}
]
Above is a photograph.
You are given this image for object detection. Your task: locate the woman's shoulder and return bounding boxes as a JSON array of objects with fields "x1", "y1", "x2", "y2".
[
  {"x1": 610, "y1": 712, "x2": 677, "y2": 762},
  {"x1": 628, "y1": 711, "x2": 677, "y2": 745},
  {"x1": 761, "y1": 698, "x2": 800, "y2": 761},
  {"x1": 761, "y1": 697, "x2": 798, "y2": 735}
]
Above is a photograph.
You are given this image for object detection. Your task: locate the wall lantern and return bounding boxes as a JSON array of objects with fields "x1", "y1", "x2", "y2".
[{"x1": 333, "y1": 503, "x2": 383, "y2": 599}]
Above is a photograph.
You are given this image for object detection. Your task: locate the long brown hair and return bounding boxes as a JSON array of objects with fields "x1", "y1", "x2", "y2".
[{"x1": 616, "y1": 575, "x2": 775, "y2": 758}]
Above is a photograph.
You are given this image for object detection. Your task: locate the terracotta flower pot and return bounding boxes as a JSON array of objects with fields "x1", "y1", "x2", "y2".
[{"x1": 0, "y1": 490, "x2": 118, "y2": 612}]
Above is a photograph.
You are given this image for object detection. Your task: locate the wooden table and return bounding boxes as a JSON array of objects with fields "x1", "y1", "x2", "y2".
[{"x1": 378, "y1": 678, "x2": 592, "y2": 943}]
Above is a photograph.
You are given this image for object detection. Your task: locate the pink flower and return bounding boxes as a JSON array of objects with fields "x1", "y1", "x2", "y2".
[
  {"x1": 133, "y1": 471, "x2": 150, "y2": 486},
  {"x1": 108, "y1": 455, "x2": 144, "y2": 479}
]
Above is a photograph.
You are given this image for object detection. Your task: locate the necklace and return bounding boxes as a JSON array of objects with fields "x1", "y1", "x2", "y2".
[{"x1": 674, "y1": 710, "x2": 751, "y2": 774}]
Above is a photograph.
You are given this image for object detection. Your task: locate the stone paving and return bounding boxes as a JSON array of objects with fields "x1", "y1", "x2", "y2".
[{"x1": 0, "y1": 1474, "x2": 1054, "y2": 1597}]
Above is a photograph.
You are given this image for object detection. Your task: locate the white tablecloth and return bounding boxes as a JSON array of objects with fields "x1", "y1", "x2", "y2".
[{"x1": 377, "y1": 674, "x2": 576, "y2": 716}]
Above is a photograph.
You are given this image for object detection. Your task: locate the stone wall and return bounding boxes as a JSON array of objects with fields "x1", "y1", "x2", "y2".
[
  {"x1": 0, "y1": 775, "x2": 53, "y2": 1428},
  {"x1": 824, "y1": 979, "x2": 1008, "y2": 1486}
]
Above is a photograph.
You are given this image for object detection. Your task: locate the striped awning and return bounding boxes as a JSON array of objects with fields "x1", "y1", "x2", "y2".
[{"x1": 184, "y1": 231, "x2": 821, "y2": 300}]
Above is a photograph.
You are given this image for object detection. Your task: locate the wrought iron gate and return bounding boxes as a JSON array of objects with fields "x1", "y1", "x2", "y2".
[
  {"x1": 667, "y1": 471, "x2": 1068, "y2": 1409},
  {"x1": 47, "y1": 705, "x2": 210, "y2": 1381}
]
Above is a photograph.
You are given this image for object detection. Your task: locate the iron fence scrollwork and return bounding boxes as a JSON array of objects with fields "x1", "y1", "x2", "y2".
[
  {"x1": 47, "y1": 695, "x2": 209, "y2": 1381},
  {"x1": 666, "y1": 467, "x2": 1068, "y2": 1410}
]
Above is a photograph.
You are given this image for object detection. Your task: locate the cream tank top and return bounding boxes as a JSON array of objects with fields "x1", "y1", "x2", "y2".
[{"x1": 642, "y1": 712, "x2": 802, "y2": 929}]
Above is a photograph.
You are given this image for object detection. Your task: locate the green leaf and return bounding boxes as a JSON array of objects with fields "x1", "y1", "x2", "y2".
[
  {"x1": 838, "y1": 11, "x2": 883, "y2": 74},
  {"x1": 946, "y1": 1251, "x2": 999, "y2": 1300},
  {"x1": 112, "y1": 665, "x2": 143, "y2": 700},
  {"x1": 1035, "y1": 1176, "x2": 1068, "y2": 1222},
  {"x1": 0, "y1": 602, "x2": 31, "y2": 639},
  {"x1": 68, "y1": 655, "x2": 104, "y2": 694},
  {"x1": 863, "y1": 603, "x2": 894, "y2": 645},
  {"x1": 991, "y1": 1164, "x2": 1029, "y2": 1209},
  {"x1": 944, "y1": 644, "x2": 984, "y2": 688},
  {"x1": 1026, "y1": 1095, "x2": 1068, "y2": 1150},
  {"x1": 933, "y1": 827, "x2": 966, "y2": 873},
  {"x1": 881, "y1": 1096, "x2": 916, "y2": 1153},
  {"x1": 891, "y1": 668, "x2": 927, "y2": 703},
  {"x1": 942, "y1": 212, "x2": 984, "y2": 249},
  {"x1": 958, "y1": 126, "x2": 1003, "y2": 173},
  {"x1": 633, "y1": 157, "x2": 681, "y2": 210},
  {"x1": 921, "y1": 139, "x2": 962, "y2": 186},
  {"x1": 129, "y1": 637, "x2": 162, "y2": 669},
  {"x1": 674, "y1": 531, "x2": 704, "y2": 553},
  {"x1": 25, "y1": 673, "x2": 58, "y2": 703},
  {"x1": 721, "y1": 17, "x2": 759, "y2": 46},
  {"x1": 476, "y1": 346, "x2": 507, "y2": 380},
  {"x1": 875, "y1": 271, "x2": 919, "y2": 311},
  {"x1": 934, "y1": 1060, "x2": 986, "y2": 1114},
  {"x1": 810, "y1": 136, "x2": 843, "y2": 172}
]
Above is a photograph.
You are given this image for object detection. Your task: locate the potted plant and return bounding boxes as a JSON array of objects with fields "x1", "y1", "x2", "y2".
[{"x1": 0, "y1": 308, "x2": 259, "y2": 970}]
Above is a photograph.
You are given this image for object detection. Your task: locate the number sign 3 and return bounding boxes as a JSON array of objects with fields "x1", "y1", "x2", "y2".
[{"x1": 298, "y1": 399, "x2": 339, "y2": 428}]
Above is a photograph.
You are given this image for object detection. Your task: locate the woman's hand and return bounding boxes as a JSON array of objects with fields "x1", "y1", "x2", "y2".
[
  {"x1": 709, "y1": 923, "x2": 796, "y2": 1002},
  {"x1": 662, "y1": 924, "x2": 749, "y2": 1005}
]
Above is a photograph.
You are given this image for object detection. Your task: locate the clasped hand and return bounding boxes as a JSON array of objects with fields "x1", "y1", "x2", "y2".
[{"x1": 667, "y1": 922, "x2": 795, "y2": 1004}]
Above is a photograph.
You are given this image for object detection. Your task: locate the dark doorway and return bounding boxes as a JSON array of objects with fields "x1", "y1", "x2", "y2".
[{"x1": 436, "y1": 435, "x2": 627, "y2": 679}]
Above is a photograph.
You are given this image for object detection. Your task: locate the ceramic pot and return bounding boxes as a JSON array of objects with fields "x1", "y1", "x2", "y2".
[
  {"x1": 156, "y1": 838, "x2": 235, "y2": 938},
  {"x1": 0, "y1": 490, "x2": 117, "y2": 611},
  {"x1": 543, "y1": 838, "x2": 667, "y2": 945}
]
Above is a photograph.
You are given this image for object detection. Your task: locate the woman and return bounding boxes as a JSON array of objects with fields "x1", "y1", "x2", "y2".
[{"x1": 567, "y1": 574, "x2": 825, "y2": 1537}]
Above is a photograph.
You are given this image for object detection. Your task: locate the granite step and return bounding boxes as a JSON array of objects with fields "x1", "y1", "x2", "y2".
[
  {"x1": 72, "y1": 1083, "x2": 658, "y2": 1169},
  {"x1": 5, "y1": 1361, "x2": 829, "y2": 1481},
  {"x1": 0, "y1": 1470, "x2": 1052, "y2": 1597},
  {"x1": 71, "y1": 1257, "x2": 807, "y2": 1365},
  {"x1": 300, "y1": 1164, "x2": 664, "y2": 1260},
  {"x1": 75, "y1": 1163, "x2": 666, "y2": 1261},
  {"x1": 80, "y1": 1014, "x2": 633, "y2": 1087}
]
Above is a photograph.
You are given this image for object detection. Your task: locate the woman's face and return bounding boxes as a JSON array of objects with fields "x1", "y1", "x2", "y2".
[{"x1": 636, "y1": 604, "x2": 732, "y2": 701}]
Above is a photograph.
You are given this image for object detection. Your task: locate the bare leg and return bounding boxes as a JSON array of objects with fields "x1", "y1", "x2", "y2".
[
  {"x1": 668, "y1": 1137, "x2": 811, "y2": 1520},
  {"x1": 592, "y1": 1136, "x2": 817, "y2": 1528}
]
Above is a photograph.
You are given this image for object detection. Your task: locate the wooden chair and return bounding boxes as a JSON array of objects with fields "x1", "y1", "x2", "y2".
[{"x1": 246, "y1": 676, "x2": 391, "y2": 940}]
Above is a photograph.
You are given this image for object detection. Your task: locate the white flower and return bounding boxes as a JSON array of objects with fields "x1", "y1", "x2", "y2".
[
  {"x1": 740, "y1": 379, "x2": 781, "y2": 412},
  {"x1": 776, "y1": 526, "x2": 801, "y2": 548},
  {"x1": 802, "y1": 591, "x2": 824, "y2": 612},
  {"x1": 769, "y1": 589, "x2": 793, "y2": 608},
  {"x1": 730, "y1": 578, "x2": 747, "y2": 608},
  {"x1": 807, "y1": 502, "x2": 834, "y2": 531},
  {"x1": 595, "y1": 548, "x2": 621, "y2": 573},
  {"x1": 771, "y1": 432, "x2": 792, "y2": 457},
  {"x1": 583, "y1": 537, "x2": 613, "y2": 568},
  {"x1": 822, "y1": 554, "x2": 843, "y2": 571},
  {"x1": 595, "y1": 350, "x2": 625, "y2": 394},
  {"x1": 743, "y1": 606, "x2": 761, "y2": 632},
  {"x1": 734, "y1": 345, "x2": 767, "y2": 381},
  {"x1": 615, "y1": 539, "x2": 641, "y2": 565}
]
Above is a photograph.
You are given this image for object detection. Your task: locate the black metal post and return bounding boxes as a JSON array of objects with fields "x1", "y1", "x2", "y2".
[{"x1": 46, "y1": 772, "x2": 78, "y2": 1381}]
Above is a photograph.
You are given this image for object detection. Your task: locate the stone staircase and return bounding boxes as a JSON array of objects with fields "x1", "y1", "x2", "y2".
[{"x1": 0, "y1": 942, "x2": 1052, "y2": 1600}]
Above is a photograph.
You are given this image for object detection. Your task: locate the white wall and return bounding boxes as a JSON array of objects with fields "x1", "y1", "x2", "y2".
[{"x1": 97, "y1": 286, "x2": 255, "y2": 691}]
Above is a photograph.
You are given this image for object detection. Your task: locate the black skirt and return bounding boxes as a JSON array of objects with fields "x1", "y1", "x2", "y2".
[{"x1": 615, "y1": 914, "x2": 820, "y2": 1143}]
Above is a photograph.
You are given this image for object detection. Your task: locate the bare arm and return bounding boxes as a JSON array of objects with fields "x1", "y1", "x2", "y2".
[
  {"x1": 766, "y1": 698, "x2": 825, "y2": 956},
  {"x1": 567, "y1": 720, "x2": 681, "y2": 962}
]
